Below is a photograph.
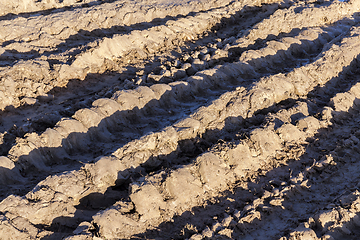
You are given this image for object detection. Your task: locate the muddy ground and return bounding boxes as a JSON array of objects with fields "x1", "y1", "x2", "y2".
[{"x1": 1, "y1": 0, "x2": 360, "y2": 239}]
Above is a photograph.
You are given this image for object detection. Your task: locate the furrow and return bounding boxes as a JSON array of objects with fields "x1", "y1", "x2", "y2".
[
  {"x1": 0, "y1": 0, "x2": 290, "y2": 142},
  {"x1": 0, "y1": 0, "x2": 289, "y2": 142},
  {"x1": 62, "y1": 0, "x2": 360, "y2": 79},
  {"x1": 92, "y1": 68, "x2": 360, "y2": 239},
  {"x1": 2, "y1": 19, "x2": 350, "y2": 183},
  {"x1": 232, "y1": 0, "x2": 360, "y2": 50},
  {"x1": 0, "y1": 0, "x2": 288, "y2": 111},
  {"x1": 0, "y1": 0, "x2": 235, "y2": 43},
  {"x1": 65, "y1": 0, "x2": 286, "y2": 77},
  {"x1": 0, "y1": 21, "x2": 359, "y2": 239},
  {"x1": 0, "y1": 0, "x2": 354, "y2": 141},
  {"x1": 186, "y1": 80, "x2": 360, "y2": 240},
  {"x1": 1, "y1": 0, "x2": 352, "y2": 114}
]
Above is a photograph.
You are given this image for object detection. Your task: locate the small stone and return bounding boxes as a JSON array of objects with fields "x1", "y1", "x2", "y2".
[
  {"x1": 202, "y1": 226, "x2": 213, "y2": 238},
  {"x1": 73, "y1": 222, "x2": 92, "y2": 235},
  {"x1": 200, "y1": 48, "x2": 208, "y2": 55},
  {"x1": 350, "y1": 135, "x2": 359, "y2": 145},
  {"x1": 172, "y1": 59, "x2": 182, "y2": 68},
  {"x1": 202, "y1": 54, "x2": 211, "y2": 61},
  {"x1": 239, "y1": 210, "x2": 261, "y2": 224},
  {"x1": 233, "y1": 210, "x2": 241, "y2": 220},
  {"x1": 212, "y1": 221, "x2": 222, "y2": 232},
  {"x1": 135, "y1": 77, "x2": 143, "y2": 85},
  {"x1": 221, "y1": 215, "x2": 233, "y2": 227},
  {"x1": 21, "y1": 97, "x2": 37, "y2": 105},
  {"x1": 269, "y1": 198, "x2": 284, "y2": 208},
  {"x1": 181, "y1": 62, "x2": 192, "y2": 69},
  {"x1": 217, "y1": 228, "x2": 233, "y2": 238},
  {"x1": 189, "y1": 234, "x2": 203, "y2": 240},
  {"x1": 191, "y1": 51, "x2": 200, "y2": 59},
  {"x1": 321, "y1": 234, "x2": 335, "y2": 240},
  {"x1": 147, "y1": 73, "x2": 162, "y2": 82},
  {"x1": 182, "y1": 53, "x2": 191, "y2": 62}
]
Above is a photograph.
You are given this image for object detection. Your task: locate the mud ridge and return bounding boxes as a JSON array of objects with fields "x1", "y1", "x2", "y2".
[
  {"x1": 1, "y1": 12, "x2": 354, "y2": 192},
  {"x1": 129, "y1": 61, "x2": 360, "y2": 240},
  {"x1": 0, "y1": 0, "x2": 353, "y2": 140},
  {"x1": 0, "y1": 19, "x2": 359, "y2": 239},
  {"x1": 0, "y1": 0, "x2": 356, "y2": 142}
]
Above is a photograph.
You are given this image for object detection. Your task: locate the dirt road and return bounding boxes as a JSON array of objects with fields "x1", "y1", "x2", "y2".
[{"x1": 1, "y1": 0, "x2": 360, "y2": 239}]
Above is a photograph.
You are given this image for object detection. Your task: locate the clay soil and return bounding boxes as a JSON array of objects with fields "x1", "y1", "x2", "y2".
[{"x1": 1, "y1": 0, "x2": 360, "y2": 239}]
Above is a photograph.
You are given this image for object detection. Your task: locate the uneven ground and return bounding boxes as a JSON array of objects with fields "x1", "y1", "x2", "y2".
[{"x1": 1, "y1": 0, "x2": 360, "y2": 239}]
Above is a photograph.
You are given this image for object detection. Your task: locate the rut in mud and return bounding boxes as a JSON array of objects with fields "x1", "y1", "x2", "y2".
[{"x1": 1, "y1": 0, "x2": 360, "y2": 239}]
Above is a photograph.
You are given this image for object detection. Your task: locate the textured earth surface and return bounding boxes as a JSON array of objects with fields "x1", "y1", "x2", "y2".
[{"x1": 1, "y1": 0, "x2": 360, "y2": 239}]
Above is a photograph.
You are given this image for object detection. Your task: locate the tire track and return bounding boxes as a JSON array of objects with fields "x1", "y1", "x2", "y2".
[
  {"x1": 196, "y1": 80, "x2": 360, "y2": 240},
  {"x1": 3, "y1": 0, "x2": 357, "y2": 112},
  {"x1": 0, "y1": 0, "x2": 354, "y2": 151},
  {"x1": 0, "y1": 0, "x2": 234, "y2": 43},
  {"x1": 0, "y1": 0, "x2": 287, "y2": 111},
  {"x1": 0, "y1": 0, "x2": 284, "y2": 160},
  {"x1": 0, "y1": 0, "x2": 355, "y2": 143},
  {"x1": 0, "y1": 0, "x2": 300, "y2": 168},
  {"x1": 2, "y1": 11, "x2": 352, "y2": 187},
  {"x1": 0, "y1": 15, "x2": 359, "y2": 239},
  {"x1": 71, "y1": 26, "x2": 360, "y2": 239},
  {"x1": 127, "y1": 59, "x2": 360, "y2": 240}
]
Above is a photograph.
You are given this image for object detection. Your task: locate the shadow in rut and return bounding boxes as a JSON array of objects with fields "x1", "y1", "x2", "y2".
[{"x1": 41, "y1": 53, "x2": 360, "y2": 238}]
